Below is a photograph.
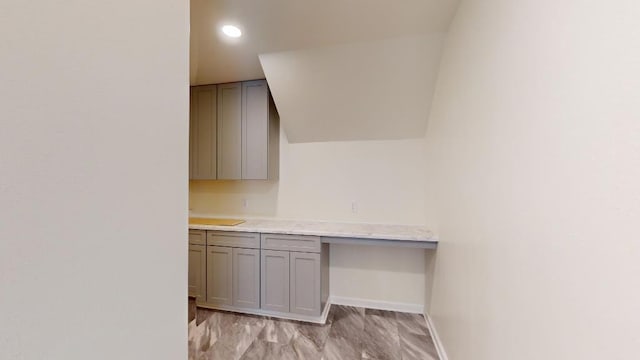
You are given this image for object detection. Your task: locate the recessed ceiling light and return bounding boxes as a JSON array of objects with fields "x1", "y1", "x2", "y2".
[{"x1": 221, "y1": 25, "x2": 242, "y2": 38}]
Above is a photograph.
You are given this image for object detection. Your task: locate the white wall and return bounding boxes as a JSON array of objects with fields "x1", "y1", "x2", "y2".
[
  {"x1": 190, "y1": 130, "x2": 427, "y2": 224},
  {"x1": 190, "y1": 131, "x2": 429, "y2": 308},
  {"x1": 0, "y1": 1, "x2": 188, "y2": 359},
  {"x1": 426, "y1": 0, "x2": 640, "y2": 359}
]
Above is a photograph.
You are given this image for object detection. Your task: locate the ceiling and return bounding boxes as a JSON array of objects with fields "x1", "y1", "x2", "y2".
[{"x1": 190, "y1": 0, "x2": 460, "y2": 85}]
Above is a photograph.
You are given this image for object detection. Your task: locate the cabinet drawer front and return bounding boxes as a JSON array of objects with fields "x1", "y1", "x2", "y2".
[
  {"x1": 261, "y1": 233, "x2": 321, "y2": 253},
  {"x1": 207, "y1": 231, "x2": 260, "y2": 248},
  {"x1": 189, "y1": 230, "x2": 206, "y2": 245}
]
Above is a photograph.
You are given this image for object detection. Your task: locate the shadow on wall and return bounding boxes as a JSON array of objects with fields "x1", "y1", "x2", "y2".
[
  {"x1": 424, "y1": 249, "x2": 437, "y2": 312},
  {"x1": 189, "y1": 180, "x2": 279, "y2": 217},
  {"x1": 331, "y1": 244, "x2": 427, "y2": 273}
]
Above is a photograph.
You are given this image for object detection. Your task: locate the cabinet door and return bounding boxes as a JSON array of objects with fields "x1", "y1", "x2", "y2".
[
  {"x1": 217, "y1": 82, "x2": 242, "y2": 180},
  {"x1": 206, "y1": 246, "x2": 233, "y2": 306},
  {"x1": 261, "y1": 250, "x2": 289, "y2": 313},
  {"x1": 190, "y1": 85, "x2": 217, "y2": 179},
  {"x1": 188, "y1": 244, "x2": 206, "y2": 302},
  {"x1": 233, "y1": 248, "x2": 260, "y2": 309},
  {"x1": 290, "y1": 252, "x2": 321, "y2": 316},
  {"x1": 242, "y1": 80, "x2": 269, "y2": 180}
]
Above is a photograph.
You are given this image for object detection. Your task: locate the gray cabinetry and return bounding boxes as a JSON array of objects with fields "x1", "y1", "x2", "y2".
[
  {"x1": 260, "y1": 234, "x2": 329, "y2": 318},
  {"x1": 290, "y1": 252, "x2": 321, "y2": 316},
  {"x1": 242, "y1": 80, "x2": 279, "y2": 180},
  {"x1": 188, "y1": 244, "x2": 206, "y2": 301},
  {"x1": 205, "y1": 231, "x2": 261, "y2": 310},
  {"x1": 232, "y1": 248, "x2": 260, "y2": 309},
  {"x1": 217, "y1": 82, "x2": 242, "y2": 179},
  {"x1": 261, "y1": 249, "x2": 290, "y2": 312},
  {"x1": 191, "y1": 230, "x2": 329, "y2": 323},
  {"x1": 189, "y1": 79, "x2": 279, "y2": 181},
  {"x1": 207, "y1": 231, "x2": 260, "y2": 248},
  {"x1": 188, "y1": 230, "x2": 206, "y2": 302},
  {"x1": 261, "y1": 233, "x2": 321, "y2": 253},
  {"x1": 190, "y1": 85, "x2": 217, "y2": 180},
  {"x1": 206, "y1": 245, "x2": 233, "y2": 306}
]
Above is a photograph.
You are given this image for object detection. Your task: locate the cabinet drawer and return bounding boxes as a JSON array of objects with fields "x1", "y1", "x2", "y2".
[
  {"x1": 261, "y1": 233, "x2": 321, "y2": 253},
  {"x1": 207, "y1": 231, "x2": 260, "y2": 249},
  {"x1": 189, "y1": 230, "x2": 206, "y2": 245}
]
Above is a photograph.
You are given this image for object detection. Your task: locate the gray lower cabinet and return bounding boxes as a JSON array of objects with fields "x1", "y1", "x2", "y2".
[
  {"x1": 188, "y1": 244, "x2": 206, "y2": 302},
  {"x1": 261, "y1": 249, "x2": 290, "y2": 312},
  {"x1": 205, "y1": 231, "x2": 261, "y2": 310},
  {"x1": 192, "y1": 230, "x2": 329, "y2": 322},
  {"x1": 232, "y1": 248, "x2": 260, "y2": 310},
  {"x1": 260, "y1": 233, "x2": 329, "y2": 317},
  {"x1": 290, "y1": 252, "x2": 321, "y2": 316},
  {"x1": 206, "y1": 246, "x2": 233, "y2": 306}
]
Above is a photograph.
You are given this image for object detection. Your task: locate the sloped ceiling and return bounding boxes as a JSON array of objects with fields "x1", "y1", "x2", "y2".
[
  {"x1": 190, "y1": 0, "x2": 460, "y2": 142},
  {"x1": 260, "y1": 35, "x2": 445, "y2": 142}
]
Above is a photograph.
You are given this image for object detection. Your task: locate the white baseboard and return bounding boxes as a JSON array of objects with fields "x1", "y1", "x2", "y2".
[
  {"x1": 329, "y1": 296, "x2": 424, "y2": 314},
  {"x1": 197, "y1": 301, "x2": 331, "y2": 324},
  {"x1": 424, "y1": 311, "x2": 448, "y2": 360}
]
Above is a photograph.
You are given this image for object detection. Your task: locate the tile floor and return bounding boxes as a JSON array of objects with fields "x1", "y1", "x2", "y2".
[{"x1": 188, "y1": 298, "x2": 439, "y2": 360}]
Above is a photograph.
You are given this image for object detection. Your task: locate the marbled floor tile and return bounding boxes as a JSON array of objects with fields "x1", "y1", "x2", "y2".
[
  {"x1": 290, "y1": 331, "x2": 323, "y2": 360},
  {"x1": 328, "y1": 305, "x2": 365, "y2": 339},
  {"x1": 198, "y1": 314, "x2": 266, "y2": 360},
  {"x1": 188, "y1": 320, "x2": 204, "y2": 360},
  {"x1": 365, "y1": 308, "x2": 397, "y2": 319},
  {"x1": 188, "y1": 303, "x2": 440, "y2": 360},
  {"x1": 240, "y1": 340, "x2": 297, "y2": 360},
  {"x1": 362, "y1": 308, "x2": 401, "y2": 360},
  {"x1": 188, "y1": 297, "x2": 197, "y2": 323},
  {"x1": 400, "y1": 331, "x2": 439, "y2": 360},
  {"x1": 321, "y1": 305, "x2": 365, "y2": 360},
  {"x1": 396, "y1": 312, "x2": 429, "y2": 337},
  {"x1": 188, "y1": 314, "x2": 220, "y2": 358},
  {"x1": 196, "y1": 306, "x2": 220, "y2": 326},
  {"x1": 322, "y1": 333, "x2": 363, "y2": 360},
  {"x1": 294, "y1": 320, "x2": 332, "y2": 352},
  {"x1": 198, "y1": 311, "x2": 243, "y2": 353},
  {"x1": 258, "y1": 319, "x2": 298, "y2": 344}
]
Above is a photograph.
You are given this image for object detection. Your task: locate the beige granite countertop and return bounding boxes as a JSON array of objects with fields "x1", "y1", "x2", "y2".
[{"x1": 188, "y1": 218, "x2": 437, "y2": 243}]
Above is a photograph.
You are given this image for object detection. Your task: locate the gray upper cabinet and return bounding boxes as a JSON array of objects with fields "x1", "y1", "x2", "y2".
[
  {"x1": 190, "y1": 85, "x2": 217, "y2": 180},
  {"x1": 242, "y1": 80, "x2": 279, "y2": 180},
  {"x1": 217, "y1": 83, "x2": 243, "y2": 180},
  {"x1": 206, "y1": 246, "x2": 233, "y2": 306},
  {"x1": 190, "y1": 79, "x2": 279, "y2": 181},
  {"x1": 232, "y1": 248, "x2": 260, "y2": 310}
]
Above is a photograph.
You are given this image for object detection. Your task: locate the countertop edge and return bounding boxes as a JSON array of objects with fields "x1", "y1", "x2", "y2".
[{"x1": 188, "y1": 222, "x2": 438, "y2": 243}]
